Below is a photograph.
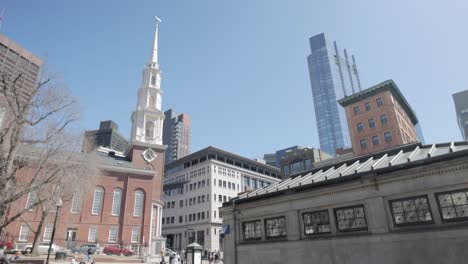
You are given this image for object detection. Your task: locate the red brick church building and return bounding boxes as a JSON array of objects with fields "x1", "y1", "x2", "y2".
[{"x1": 3, "y1": 17, "x2": 167, "y2": 257}]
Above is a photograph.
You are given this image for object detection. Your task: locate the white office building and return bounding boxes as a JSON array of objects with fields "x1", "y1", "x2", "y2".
[{"x1": 161, "y1": 146, "x2": 281, "y2": 251}]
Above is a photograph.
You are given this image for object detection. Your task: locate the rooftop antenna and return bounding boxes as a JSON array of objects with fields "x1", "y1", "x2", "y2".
[{"x1": 0, "y1": 8, "x2": 5, "y2": 31}]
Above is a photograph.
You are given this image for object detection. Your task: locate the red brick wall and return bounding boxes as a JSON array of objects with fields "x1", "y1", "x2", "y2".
[
  {"x1": 3, "y1": 144, "x2": 165, "y2": 250},
  {"x1": 344, "y1": 90, "x2": 417, "y2": 156}
]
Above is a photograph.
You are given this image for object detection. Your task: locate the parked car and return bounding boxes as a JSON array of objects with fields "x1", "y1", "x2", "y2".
[
  {"x1": 102, "y1": 246, "x2": 121, "y2": 255},
  {"x1": 71, "y1": 244, "x2": 100, "y2": 255},
  {"x1": 122, "y1": 248, "x2": 135, "y2": 256},
  {"x1": 0, "y1": 241, "x2": 14, "y2": 250},
  {"x1": 102, "y1": 246, "x2": 135, "y2": 256},
  {"x1": 21, "y1": 242, "x2": 60, "y2": 255}
]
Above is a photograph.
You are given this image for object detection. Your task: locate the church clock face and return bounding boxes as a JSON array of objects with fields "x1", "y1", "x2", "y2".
[{"x1": 142, "y1": 148, "x2": 157, "y2": 163}]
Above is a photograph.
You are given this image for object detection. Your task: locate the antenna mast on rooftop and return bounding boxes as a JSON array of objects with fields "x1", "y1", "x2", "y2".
[{"x1": 0, "y1": 8, "x2": 5, "y2": 31}]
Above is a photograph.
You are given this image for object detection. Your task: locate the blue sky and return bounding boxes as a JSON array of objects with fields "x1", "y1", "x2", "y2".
[{"x1": 2, "y1": 0, "x2": 467, "y2": 158}]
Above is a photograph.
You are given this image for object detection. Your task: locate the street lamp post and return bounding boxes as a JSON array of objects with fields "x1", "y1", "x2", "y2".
[{"x1": 46, "y1": 198, "x2": 62, "y2": 264}]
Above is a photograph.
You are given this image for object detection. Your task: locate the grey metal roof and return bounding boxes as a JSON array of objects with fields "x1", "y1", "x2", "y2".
[{"x1": 236, "y1": 141, "x2": 468, "y2": 201}]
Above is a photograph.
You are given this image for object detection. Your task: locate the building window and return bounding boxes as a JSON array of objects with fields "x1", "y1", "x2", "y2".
[
  {"x1": 365, "y1": 102, "x2": 371, "y2": 111},
  {"x1": 180, "y1": 200, "x2": 184, "y2": 208},
  {"x1": 334, "y1": 205, "x2": 367, "y2": 232},
  {"x1": 303, "y1": 210, "x2": 331, "y2": 235},
  {"x1": 384, "y1": 132, "x2": 392, "y2": 143},
  {"x1": 42, "y1": 224, "x2": 53, "y2": 241},
  {"x1": 179, "y1": 216, "x2": 183, "y2": 223},
  {"x1": 108, "y1": 226, "x2": 118, "y2": 242},
  {"x1": 357, "y1": 123, "x2": 364, "y2": 132},
  {"x1": 131, "y1": 226, "x2": 140, "y2": 243},
  {"x1": 88, "y1": 226, "x2": 98, "y2": 242},
  {"x1": 372, "y1": 136, "x2": 380, "y2": 145},
  {"x1": 376, "y1": 98, "x2": 383, "y2": 107},
  {"x1": 368, "y1": 119, "x2": 375, "y2": 128},
  {"x1": 71, "y1": 195, "x2": 82, "y2": 213},
  {"x1": 436, "y1": 189, "x2": 468, "y2": 222},
  {"x1": 151, "y1": 75, "x2": 156, "y2": 85},
  {"x1": 112, "y1": 189, "x2": 122, "y2": 216},
  {"x1": 145, "y1": 121, "x2": 154, "y2": 139},
  {"x1": 242, "y1": 220, "x2": 262, "y2": 240},
  {"x1": 264, "y1": 216, "x2": 287, "y2": 239},
  {"x1": 283, "y1": 166, "x2": 290, "y2": 176},
  {"x1": 134, "y1": 191, "x2": 144, "y2": 217},
  {"x1": 389, "y1": 196, "x2": 433, "y2": 226},
  {"x1": 251, "y1": 179, "x2": 258, "y2": 190},
  {"x1": 380, "y1": 115, "x2": 388, "y2": 125},
  {"x1": 26, "y1": 191, "x2": 38, "y2": 210},
  {"x1": 305, "y1": 159, "x2": 312, "y2": 170},
  {"x1": 18, "y1": 224, "x2": 30, "y2": 242},
  {"x1": 92, "y1": 187, "x2": 104, "y2": 215},
  {"x1": 353, "y1": 106, "x2": 360, "y2": 116},
  {"x1": 171, "y1": 217, "x2": 175, "y2": 223},
  {"x1": 360, "y1": 139, "x2": 367, "y2": 149}
]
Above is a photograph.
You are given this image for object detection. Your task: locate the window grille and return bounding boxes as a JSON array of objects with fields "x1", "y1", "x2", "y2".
[
  {"x1": 436, "y1": 189, "x2": 468, "y2": 222},
  {"x1": 389, "y1": 195, "x2": 433, "y2": 226},
  {"x1": 265, "y1": 216, "x2": 287, "y2": 239},
  {"x1": 303, "y1": 210, "x2": 331, "y2": 235},
  {"x1": 334, "y1": 205, "x2": 367, "y2": 232}
]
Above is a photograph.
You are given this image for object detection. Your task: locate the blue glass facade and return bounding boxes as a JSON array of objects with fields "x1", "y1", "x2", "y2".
[{"x1": 307, "y1": 33, "x2": 362, "y2": 155}]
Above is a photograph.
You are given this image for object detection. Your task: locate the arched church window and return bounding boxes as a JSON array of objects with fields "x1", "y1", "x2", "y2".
[
  {"x1": 151, "y1": 75, "x2": 156, "y2": 85},
  {"x1": 92, "y1": 187, "x2": 104, "y2": 215},
  {"x1": 145, "y1": 122, "x2": 154, "y2": 138},
  {"x1": 111, "y1": 189, "x2": 122, "y2": 216}
]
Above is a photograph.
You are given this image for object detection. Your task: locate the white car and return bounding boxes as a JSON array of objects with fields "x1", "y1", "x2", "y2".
[{"x1": 21, "y1": 242, "x2": 61, "y2": 255}]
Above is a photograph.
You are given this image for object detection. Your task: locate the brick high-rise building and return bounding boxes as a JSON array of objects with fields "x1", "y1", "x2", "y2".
[
  {"x1": 338, "y1": 80, "x2": 419, "y2": 156},
  {"x1": 163, "y1": 109, "x2": 191, "y2": 164}
]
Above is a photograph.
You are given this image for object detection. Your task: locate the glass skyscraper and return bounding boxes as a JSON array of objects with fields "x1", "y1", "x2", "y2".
[{"x1": 307, "y1": 33, "x2": 362, "y2": 155}]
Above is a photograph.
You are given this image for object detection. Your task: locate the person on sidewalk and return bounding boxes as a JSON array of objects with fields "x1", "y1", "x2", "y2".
[{"x1": 85, "y1": 247, "x2": 93, "y2": 263}]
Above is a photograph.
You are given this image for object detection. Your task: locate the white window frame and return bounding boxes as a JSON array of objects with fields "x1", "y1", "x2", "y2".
[
  {"x1": 25, "y1": 191, "x2": 37, "y2": 210},
  {"x1": 131, "y1": 226, "x2": 140, "y2": 243},
  {"x1": 43, "y1": 224, "x2": 54, "y2": 241},
  {"x1": 18, "y1": 224, "x2": 30, "y2": 242},
  {"x1": 91, "y1": 187, "x2": 104, "y2": 215},
  {"x1": 71, "y1": 195, "x2": 82, "y2": 213},
  {"x1": 111, "y1": 189, "x2": 122, "y2": 216},
  {"x1": 88, "y1": 226, "x2": 98, "y2": 242},
  {"x1": 133, "y1": 191, "x2": 144, "y2": 217},
  {"x1": 108, "y1": 226, "x2": 118, "y2": 243}
]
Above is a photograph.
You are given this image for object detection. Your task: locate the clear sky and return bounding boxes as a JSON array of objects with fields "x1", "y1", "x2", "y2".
[{"x1": 2, "y1": 0, "x2": 467, "y2": 159}]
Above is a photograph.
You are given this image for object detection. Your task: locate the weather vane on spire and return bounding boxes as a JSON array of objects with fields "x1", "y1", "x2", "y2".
[{"x1": 150, "y1": 16, "x2": 162, "y2": 65}]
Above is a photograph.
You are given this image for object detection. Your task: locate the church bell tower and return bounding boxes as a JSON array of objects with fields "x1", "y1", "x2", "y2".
[{"x1": 130, "y1": 17, "x2": 164, "y2": 146}]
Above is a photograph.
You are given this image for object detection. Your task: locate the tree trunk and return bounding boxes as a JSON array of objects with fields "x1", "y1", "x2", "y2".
[{"x1": 31, "y1": 209, "x2": 48, "y2": 256}]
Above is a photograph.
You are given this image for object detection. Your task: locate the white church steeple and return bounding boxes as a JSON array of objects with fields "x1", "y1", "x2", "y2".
[{"x1": 131, "y1": 17, "x2": 164, "y2": 145}]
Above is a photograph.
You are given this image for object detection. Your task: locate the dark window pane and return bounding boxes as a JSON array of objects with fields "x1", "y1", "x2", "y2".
[
  {"x1": 303, "y1": 210, "x2": 331, "y2": 235},
  {"x1": 365, "y1": 102, "x2": 371, "y2": 111},
  {"x1": 390, "y1": 196, "x2": 433, "y2": 226},
  {"x1": 265, "y1": 216, "x2": 287, "y2": 239},
  {"x1": 334, "y1": 205, "x2": 367, "y2": 232},
  {"x1": 243, "y1": 220, "x2": 262, "y2": 240},
  {"x1": 436, "y1": 189, "x2": 468, "y2": 222}
]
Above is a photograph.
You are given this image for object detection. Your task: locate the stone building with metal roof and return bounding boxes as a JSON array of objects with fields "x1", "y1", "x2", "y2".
[{"x1": 220, "y1": 141, "x2": 468, "y2": 264}]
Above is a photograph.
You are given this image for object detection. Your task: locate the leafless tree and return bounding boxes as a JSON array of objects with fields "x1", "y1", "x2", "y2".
[{"x1": 0, "y1": 69, "x2": 98, "y2": 240}]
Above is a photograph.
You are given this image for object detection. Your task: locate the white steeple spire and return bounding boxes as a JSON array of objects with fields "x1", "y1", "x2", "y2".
[
  {"x1": 131, "y1": 16, "x2": 164, "y2": 146},
  {"x1": 150, "y1": 16, "x2": 161, "y2": 65}
]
